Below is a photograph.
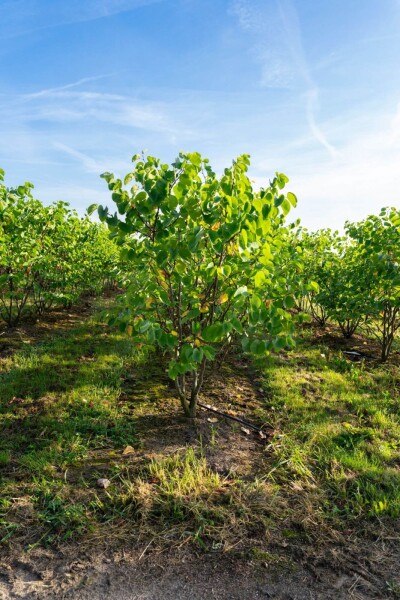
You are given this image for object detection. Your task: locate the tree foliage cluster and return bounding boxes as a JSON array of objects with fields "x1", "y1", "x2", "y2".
[
  {"x1": 4, "y1": 152, "x2": 398, "y2": 418},
  {"x1": 93, "y1": 152, "x2": 400, "y2": 415},
  {"x1": 0, "y1": 169, "x2": 119, "y2": 327},
  {"x1": 293, "y1": 208, "x2": 400, "y2": 361},
  {"x1": 93, "y1": 152, "x2": 305, "y2": 416}
]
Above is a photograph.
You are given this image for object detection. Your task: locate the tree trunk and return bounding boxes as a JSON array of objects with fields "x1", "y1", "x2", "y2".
[
  {"x1": 175, "y1": 359, "x2": 207, "y2": 419},
  {"x1": 380, "y1": 305, "x2": 397, "y2": 362},
  {"x1": 380, "y1": 335, "x2": 393, "y2": 362}
]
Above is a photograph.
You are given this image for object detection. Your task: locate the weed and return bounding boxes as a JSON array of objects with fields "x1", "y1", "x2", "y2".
[{"x1": 0, "y1": 450, "x2": 11, "y2": 465}]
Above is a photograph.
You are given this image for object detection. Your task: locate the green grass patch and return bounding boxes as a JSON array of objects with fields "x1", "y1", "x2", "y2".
[
  {"x1": 255, "y1": 331, "x2": 400, "y2": 524},
  {"x1": 0, "y1": 298, "x2": 141, "y2": 546}
]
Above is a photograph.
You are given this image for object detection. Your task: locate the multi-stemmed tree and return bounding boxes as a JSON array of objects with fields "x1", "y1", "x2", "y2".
[
  {"x1": 95, "y1": 152, "x2": 298, "y2": 417},
  {"x1": 346, "y1": 208, "x2": 400, "y2": 361}
]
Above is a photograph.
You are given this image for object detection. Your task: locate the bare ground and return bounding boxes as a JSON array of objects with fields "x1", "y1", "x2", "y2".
[{"x1": 1, "y1": 538, "x2": 400, "y2": 600}]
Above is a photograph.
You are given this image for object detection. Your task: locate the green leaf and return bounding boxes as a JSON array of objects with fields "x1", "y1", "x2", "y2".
[
  {"x1": 250, "y1": 339, "x2": 266, "y2": 355},
  {"x1": 250, "y1": 294, "x2": 262, "y2": 309},
  {"x1": 87, "y1": 203, "x2": 98, "y2": 215},
  {"x1": 187, "y1": 152, "x2": 202, "y2": 167},
  {"x1": 287, "y1": 192, "x2": 297, "y2": 207},
  {"x1": 281, "y1": 199, "x2": 291, "y2": 216},
  {"x1": 193, "y1": 348, "x2": 204, "y2": 363},
  {"x1": 273, "y1": 336, "x2": 287, "y2": 350},
  {"x1": 139, "y1": 320, "x2": 152, "y2": 333},
  {"x1": 307, "y1": 281, "x2": 319, "y2": 293},
  {"x1": 156, "y1": 249, "x2": 168, "y2": 266},
  {"x1": 202, "y1": 323, "x2": 224, "y2": 343},
  {"x1": 254, "y1": 270, "x2": 266, "y2": 288},
  {"x1": 284, "y1": 295, "x2": 295, "y2": 309},
  {"x1": 234, "y1": 286, "x2": 248, "y2": 298},
  {"x1": 230, "y1": 316, "x2": 243, "y2": 333},
  {"x1": 98, "y1": 205, "x2": 109, "y2": 221},
  {"x1": 202, "y1": 345, "x2": 216, "y2": 360},
  {"x1": 239, "y1": 229, "x2": 248, "y2": 249},
  {"x1": 124, "y1": 173, "x2": 134, "y2": 185}
]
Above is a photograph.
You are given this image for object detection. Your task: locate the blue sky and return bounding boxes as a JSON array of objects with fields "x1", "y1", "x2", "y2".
[{"x1": 0, "y1": 0, "x2": 399, "y2": 230}]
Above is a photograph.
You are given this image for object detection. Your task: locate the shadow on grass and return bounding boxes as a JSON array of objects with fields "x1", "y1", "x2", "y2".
[{"x1": 0, "y1": 313, "x2": 148, "y2": 473}]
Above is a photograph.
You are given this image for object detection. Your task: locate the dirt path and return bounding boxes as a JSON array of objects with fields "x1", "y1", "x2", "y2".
[
  {"x1": 1, "y1": 545, "x2": 396, "y2": 600},
  {"x1": 0, "y1": 546, "x2": 400, "y2": 600}
]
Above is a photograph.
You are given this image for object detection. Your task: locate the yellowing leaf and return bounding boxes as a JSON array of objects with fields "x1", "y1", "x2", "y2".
[
  {"x1": 254, "y1": 270, "x2": 265, "y2": 288},
  {"x1": 194, "y1": 338, "x2": 201, "y2": 347},
  {"x1": 171, "y1": 330, "x2": 179, "y2": 337},
  {"x1": 218, "y1": 293, "x2": 229, "y2": 305},
  {"x1": 127, "y1": 325, "x2": 133, "y2": 336}
]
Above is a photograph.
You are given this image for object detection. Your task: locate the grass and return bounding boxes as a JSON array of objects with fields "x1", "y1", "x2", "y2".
[
  {"x1": 254, "y1": 329, "x2": 400, "y2": 526},
  {"x1": 0, "y1": 300, "x2": 399, "y2": 558},
  {"x1": 0, "y1": 298, "x2": 140, "y2": 546},
  {"x1": 102, "y1": 447, "x2": 282, "y2": 553}
]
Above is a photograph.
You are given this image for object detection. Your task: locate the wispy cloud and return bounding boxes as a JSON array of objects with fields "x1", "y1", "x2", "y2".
[
  {"x1": 305, "y1": 89, "x2": 338, "y2": 159},
  {"x1": 277, "y1": 0, "x2": 338, "y2": 159},
  {"x1": 3, "y1": 87, "x2": 191, "y2": 136},
  {"x1": 252, "y1": 100, "x2": 400, "y2": 230},
  {"x1": 230, "y1": 0, "x2": 337, "y2": 158},
  {"x1": 0, "y1": 0, "x2": 166, "y2": 38},
  {"x1": 53, "y1": 143, "x2": 107, "y2": 174},
  {"x1": 25, "y1": 76, "x2": 113, "y2": 99},
  {"x1": 0, "y1": 80, "x2": 207, "y2": 195},
  {"x1": 392, "y1": 102, "x2": 400, "y2": 142},
  {"x1": 39, "y1": 184, "x2": 112, "y2": 212}
]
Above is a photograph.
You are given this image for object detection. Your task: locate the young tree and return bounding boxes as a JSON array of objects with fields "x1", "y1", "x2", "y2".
[
  {"x1": 0, "y1": 169, "x2": 120, "y2": 326},
  {"x1": 346, "y1": 208, "x2": 400, "y2": 361},
  {"x1": 293, "y1": 229, "x2": 335, "y2": 327},
  {"x1": 321, "y1": 241, "x2": 366, "y2": 338},
  {"x1": 0, "y1": 172, "x2": 44, "y2": 326},
  {"x1": 292, "y1": 229, "x2": 365, "y2": 337},
  {"x1": 94, "y1": 152, "x2": 298, "y2": 417}
]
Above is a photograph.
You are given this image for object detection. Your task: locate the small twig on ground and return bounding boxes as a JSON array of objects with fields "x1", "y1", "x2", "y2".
[
  {"x1": 198, "y1": 402, "x2": 273, "y2": 433},
  {"x1": 138, "y1": 539, "x2": 153, "y2": 561}
]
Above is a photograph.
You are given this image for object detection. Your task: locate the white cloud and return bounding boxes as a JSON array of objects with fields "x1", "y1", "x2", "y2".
[
  {"x1": 25, "y1": 76, "x2": 113, "y2": 99},
  {"x1": 4, "y1": 88, "x2": 194, "y2": 137},
  {"x1": 305, "y1": 89, "x2": 338, "y2": 160},
  {"x1": 230, "y1": 0, "x2": 337, "y2": 159},
  {"x1": 1, "y1": 63, "x2": 399, "y2": 230},
  {"x1": 251, "y1": 102, "x2": 400, "y2": 230},
  {"x1": 392, "y1": 102, "x2": 400, "y2": 142},
  {"x1": 39, "y1": 184, "x2": 112, "y2": 214}
]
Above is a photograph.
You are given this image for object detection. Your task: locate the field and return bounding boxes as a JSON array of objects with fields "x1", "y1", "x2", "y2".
[
  {"x1": 1, "y1": 157, "x2": 400, "y2": 598},
  {"x1": 0, "y1": 295, "x2": 399, "y2": 599},
  {"x1": 2, "y1": 0, "x2": 400, "y2": 596}
]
